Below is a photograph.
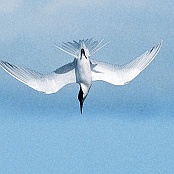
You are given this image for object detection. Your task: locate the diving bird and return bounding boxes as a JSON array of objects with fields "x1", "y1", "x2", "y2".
[{"x1": 0, "y1": 39, "x2": 162, "y2": 113}]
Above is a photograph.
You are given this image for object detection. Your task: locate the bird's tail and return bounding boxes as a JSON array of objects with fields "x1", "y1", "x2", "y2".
[{"x1": 55, "y1": 38, "x2": 108, "y2": 58}]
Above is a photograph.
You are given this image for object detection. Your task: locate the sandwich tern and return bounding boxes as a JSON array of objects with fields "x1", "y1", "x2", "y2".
[{"x1": 0, "y1": 39, "x2": 162, "y2": 113}]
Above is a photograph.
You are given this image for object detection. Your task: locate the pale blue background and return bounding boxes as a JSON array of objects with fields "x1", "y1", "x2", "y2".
[{"x1": 0, "y1": 0, "x2": 174, "y2": 173}]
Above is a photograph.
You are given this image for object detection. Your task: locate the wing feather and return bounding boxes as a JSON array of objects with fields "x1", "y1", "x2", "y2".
[
  {"x1": 0, "y1": 60, "x2": 76, "y2": 94},
  {"x1": 91, "y1": 41, "x2": 162, "y2": 85}
]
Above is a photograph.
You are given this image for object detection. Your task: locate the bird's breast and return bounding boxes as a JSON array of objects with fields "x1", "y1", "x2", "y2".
[{"x1": 75, "y1": 58, "x2": 92, "y2": 86}]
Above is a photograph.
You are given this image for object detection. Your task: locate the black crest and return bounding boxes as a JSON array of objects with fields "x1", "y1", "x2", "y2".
[{"x1": 78, "y1": 86, "x2": 84, "y2": 114}]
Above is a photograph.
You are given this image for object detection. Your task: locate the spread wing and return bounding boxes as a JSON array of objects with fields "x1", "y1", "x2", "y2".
[
  {"x1": 91, "y1": 41, "x2": 162, "y2": 85},
  {"x1": 0, "y1": 59, "x2": 76, "y2": 94}
]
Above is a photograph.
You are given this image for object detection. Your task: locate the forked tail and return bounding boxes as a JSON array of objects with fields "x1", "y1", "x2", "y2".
[{"x1": 55, "y1": 38, "x2": 108, "y2": 58}]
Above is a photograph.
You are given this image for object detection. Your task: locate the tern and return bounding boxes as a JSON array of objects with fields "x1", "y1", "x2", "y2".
[{"x1": 0, "y1": 39, "x2": 162, "y2": 113}]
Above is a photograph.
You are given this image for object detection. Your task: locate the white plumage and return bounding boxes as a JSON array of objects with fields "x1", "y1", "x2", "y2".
[{"x1": 0, "y1": 39, "x2": 162, "y2": 113}]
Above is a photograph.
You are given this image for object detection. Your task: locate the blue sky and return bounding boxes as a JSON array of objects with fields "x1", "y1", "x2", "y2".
[{"x1": 0, "y1": 0, "x2": 174, "y2": 173}]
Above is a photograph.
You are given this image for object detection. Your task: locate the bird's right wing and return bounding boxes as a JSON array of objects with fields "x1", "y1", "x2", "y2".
[
  {"x1": 0, "y1": 59, "x2": 76, "y2": 94},
  {"x1": 91, "y1": 41, "x2": 162, "y2": 85}
]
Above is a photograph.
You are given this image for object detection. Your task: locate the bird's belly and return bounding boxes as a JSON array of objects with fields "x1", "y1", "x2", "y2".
[{"x1": 76, "y1": 59, "x2": 92, "y2": 85}]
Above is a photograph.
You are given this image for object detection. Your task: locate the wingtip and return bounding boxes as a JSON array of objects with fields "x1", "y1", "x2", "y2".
[
  {"x1": 151, "y1": 40, "x2": 163, "y2": 50},
  {"x1": 156, "y1": 40, "x2": 163, "y2": 52},
  {"x1": 0, "y1": 60, "x2": 6, "y2": 67},
  {"x1": 0, "y1": 60, "x2": 4, "y2": 64},
  {"x1": 150, "y1": 40, "x2": 163, "y2": 54},
  {"x1": 156, "y1": 40, "x2": 163, "y2": 49}
]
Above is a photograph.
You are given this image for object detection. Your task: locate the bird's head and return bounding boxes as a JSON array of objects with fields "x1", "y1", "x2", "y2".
[{"x1": 78, "y1": 84, "x2": 90, "y2": 114}]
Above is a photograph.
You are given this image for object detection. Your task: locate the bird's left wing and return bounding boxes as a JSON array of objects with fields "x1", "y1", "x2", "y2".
[
  {"x1": 91, "y1": 41, "x2": 162, "y2": 85},
  {"x1": 0, "y1": 59, "x2": 76, "y2": 94}
]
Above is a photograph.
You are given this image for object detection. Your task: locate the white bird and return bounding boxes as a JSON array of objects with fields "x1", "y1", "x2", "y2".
[{"x1": 0, "y1": 39, "x2": 162, "y2": 113}]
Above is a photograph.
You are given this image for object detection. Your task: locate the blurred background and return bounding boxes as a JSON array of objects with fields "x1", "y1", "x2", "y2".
[{"x1": 0, "y1": 0, "x2": 174, "y2": 173}]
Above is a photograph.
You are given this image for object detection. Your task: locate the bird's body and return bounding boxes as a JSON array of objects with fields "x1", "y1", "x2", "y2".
[
  {"x1": 75, "y1": 48, "x2": 92, "y2": 113},
  {"x1": 76, "y1": 51, "x2": 92, "y2": 88},
  {"x1": 0, "y1": 39, "x2": 162, "y2": 113}
]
